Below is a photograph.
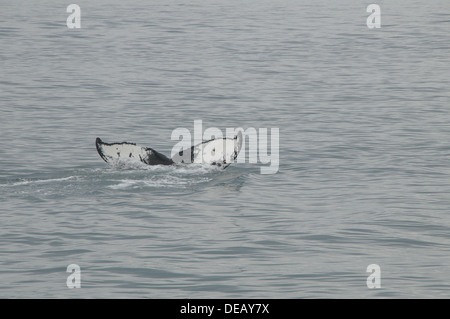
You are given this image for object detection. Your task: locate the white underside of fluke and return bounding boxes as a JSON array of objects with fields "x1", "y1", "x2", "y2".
[
  {"x1": 192, "y1": 138, "x2": 240, "y2": 166},
  {"x1": 97, "y1": 142, "x2": 151, "y2": 164}
]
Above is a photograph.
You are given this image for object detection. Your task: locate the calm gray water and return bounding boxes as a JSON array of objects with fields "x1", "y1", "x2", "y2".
[{"x1": 1, "y1": 0, "x2": 450, "y2": 298}]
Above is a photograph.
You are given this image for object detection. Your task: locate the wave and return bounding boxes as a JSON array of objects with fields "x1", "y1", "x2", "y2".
[{"x1": 0, "y1": 176, "x2": 77, "y2": 187}]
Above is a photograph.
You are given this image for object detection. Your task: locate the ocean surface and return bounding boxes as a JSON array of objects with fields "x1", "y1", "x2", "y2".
[{"x1": 1, "y1": 0, "x2": 450, "y2": 298}]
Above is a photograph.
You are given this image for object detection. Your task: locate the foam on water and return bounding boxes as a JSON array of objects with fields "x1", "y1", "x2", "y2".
[
  {"x1": 0, "y1": 162, "x2": 230, "y2": 200},
  {"x1": 0, "y1": 176, "x2": 77, "y2": 188},
  {"x1": 104, "y1": 162, "x2": 223, "y2": 190},
  {"x1": 108, "y1": 175, "x2": 212, "y2": 190}
]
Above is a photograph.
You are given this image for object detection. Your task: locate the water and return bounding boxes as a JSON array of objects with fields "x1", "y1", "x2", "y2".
[{"x1": 1, "y1": 0, "x2": 450, "y2": 298}]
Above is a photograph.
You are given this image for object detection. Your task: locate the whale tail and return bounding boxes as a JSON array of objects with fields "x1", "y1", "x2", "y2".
[{"x1": 95, "y1": 132, "x2": 243, "y2": 168}]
